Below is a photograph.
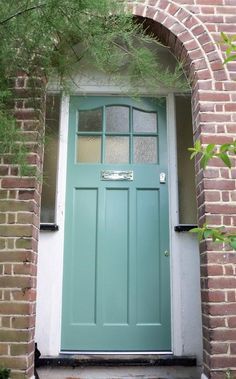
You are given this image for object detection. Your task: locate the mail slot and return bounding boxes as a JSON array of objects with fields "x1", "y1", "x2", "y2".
[{"x1": 101, "y1": 170, "x2": 133, "y2": 181}]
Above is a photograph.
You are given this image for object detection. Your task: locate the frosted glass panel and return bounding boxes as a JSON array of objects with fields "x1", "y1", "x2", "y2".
[
  {"x1": 106, "y1": 137, "x2": 129, "y2": 163},
  {"x1": 78, "y1": 108, "x2": 102, "y2": 132},
  {"x1": 106, "y1": 106, "x2": 129, "y2": 133},
  {"x1": 77, "y1": 136, "x2": 101, "y2": 163},
  {"x1": 41, "y1": 94, "x2": 60, "y2": 223},
  {"x1": 133, "y1": 109, "x2": 157, "y2": 133},
  {"x1": 134, "y1": 137, "x2": 157, "y2": 164}
]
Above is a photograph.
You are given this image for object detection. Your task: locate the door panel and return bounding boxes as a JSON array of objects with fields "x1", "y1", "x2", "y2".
[
  {"x1": 61, "y1": 96, "x2": 171, "y2": 351},
  {"x1": 103, "y1": 189, "x2": 129, "y2": 325},
  {"x1": 136, "y1": 189, "x2": 160, "y2": 325},
  {"x1": 71, "y1": 188, "x2": 98, "y2": 325}
]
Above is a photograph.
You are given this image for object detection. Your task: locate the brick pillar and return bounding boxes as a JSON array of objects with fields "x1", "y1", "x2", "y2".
[
  {"x1": 197, "y1": 128, "x2": 236, "y2": 379},
  {"x1": 0, "y1": 73, "x2": 45, "y2": 379}
]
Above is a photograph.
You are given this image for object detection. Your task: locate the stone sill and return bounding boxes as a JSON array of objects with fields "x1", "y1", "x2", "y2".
[{"x1": 37, "y1": 354, "x2": 197, "y2": 368}]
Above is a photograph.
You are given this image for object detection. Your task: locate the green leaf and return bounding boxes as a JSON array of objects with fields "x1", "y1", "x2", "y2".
[
  {"x1": 217, "y1": 153, "x2": 232, "y2": 168},
  {"x1": 203, "y1": 229, "x2": 213, "y2": 239},
  {"x1": 195, "y1": 140, "x2": 201, "y2": 151},
  {"x1": 224, "y1": 55, "x2": 236, "y2": 64},
  {"x1": 206, "y1": 144, "x2": 215, "y2": 153},
  {"x1": 219, "y1": 143, "x2": 230, "y2": 153},
  {"x1": 221, "y1": 32, "x2": 229, "y2": 43},
  {"x1": 201, "y1": 154, "x2": 211, "y2": 169},
  {"x1": 190, "y1": 151, "x2": 197, "y2": 160},
  {"x1": 189, "y1": 227, "x2": 201, "y2": 233},
  {"x1": 229, "y1": 238, "x2": 236, "y2": 250}
]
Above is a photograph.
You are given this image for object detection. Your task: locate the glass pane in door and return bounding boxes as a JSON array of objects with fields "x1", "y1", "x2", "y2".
[
  {"x1": 106, "y1": 106, "x2": 129, "y2": 133},
  {"x1": 78, "y1": 108, "x2": 102, "y2": 132},
  {"x1": 105, "y1": 136, "x2": 129, "y2": 163},
  {"x1": 77, "y1": 136, "x2": 101, "y2": 163},
  {"x1": 134, "y1": 137, "x2": 157, "y2": 164},
  {"x1": 133, "y1": 109, "x2": 157, "y2": 133}
]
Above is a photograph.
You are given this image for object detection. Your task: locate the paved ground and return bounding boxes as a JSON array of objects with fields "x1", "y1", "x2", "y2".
[{"x1": 37, "y1": 365, "x2": 201, "y2": 379}]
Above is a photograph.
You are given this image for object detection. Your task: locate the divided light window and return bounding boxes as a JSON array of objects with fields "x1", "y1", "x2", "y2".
[{"x1": 76, "y1": 106, "x2": 158, "y2": 165}]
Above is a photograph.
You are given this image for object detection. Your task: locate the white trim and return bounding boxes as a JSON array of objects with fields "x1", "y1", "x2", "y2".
[
  {"x1": 167, "y1": 93, "x2": 183, "y2": 356},
  {"x1": 36, "y1": 86, "x2": 202, "y2": 361},
  {"x1": 201, "y1": 374, "x2": 208, "y2": 379},
  {"x1": 35, "y1": 95, "x2": 70, "y2": 355}
]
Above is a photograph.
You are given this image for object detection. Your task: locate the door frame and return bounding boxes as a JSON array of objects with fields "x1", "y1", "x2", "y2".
[{"x1": 36, "y1": 90, "x2": 202, "y2": 358}]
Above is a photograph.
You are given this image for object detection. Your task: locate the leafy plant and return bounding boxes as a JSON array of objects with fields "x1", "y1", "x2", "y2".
[
  {"x1": 0, "y1": 0, "x2": 187, "y2": 174},
  {"x1": 0, "y1": 367, "x2": 10, "y2": 379},
  {"x1": 190, "y1": 224, "x2": 236, "y2": 250},
  {"x1": 221, "y1": 33, "x2": 236, "y2": 64},
  {"x1": 188, "y1": 140, "x2": 236, "y2": 169}
]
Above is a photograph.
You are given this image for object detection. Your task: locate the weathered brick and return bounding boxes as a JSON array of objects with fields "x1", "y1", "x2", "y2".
[
  {"x1": 0, "y1": 225, "x2": 33, "y2": 237},
  {"x1": 10, "y1": 342, "x2": 34, "y2": 356},
  {"x1": 0, "y1": 276, "x2": 32, "y2": 288},
  {"x1": 1, "y1": 178, "x2": 36, "y2": 189},
  {"x1": 12, "y1": 316, "x2": 35, "y2": 329},
  {"x1": 0, "y1": 303, "x2": 30, "y2": 316},
  {"x1": 0, "y1": 330, "x2": 30, "y2": 343},
  {"x1": 0, "y1": 201, "x2": 34, "y2": 213},
  {"x1": 0, "y1": 356, "x2": 28, "y2": 369},
  {"x1": 15, "y1": 238, "x2": 33, "y2": 250},
  {"x1": 0, "y1": 343, "x2": 8, "y2": 355}
]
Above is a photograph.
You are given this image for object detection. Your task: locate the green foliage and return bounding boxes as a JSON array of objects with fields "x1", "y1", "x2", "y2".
[
  {"x1": 0, "y1": 0, "x2": 187, "y2": 88},
  {"x1": 0, "y1": 367, "x2": 10, "y2": 379},
  {"x1": 188, "y1": 140, "x2": 236, "y2": 169},
  {"x1": 0, "y1": 110, "x2": 29, "y2": 175},
  {"x1": 0, "y1": 0, "x2": 187, "y2": 174},
  {"x1": 190, "y1": 225, "x2": 236, "y2": 250},
  {"x1": 221, "y1": 32, "x2": 236, "y2": 64}
]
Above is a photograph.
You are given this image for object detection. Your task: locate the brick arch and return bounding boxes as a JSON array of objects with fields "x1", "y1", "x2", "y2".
[
  {"x1": 128, "y1": 0, "x2": 230, "y2": 135},
  {"x1": 129, "y1": 0, "x2": 228, "y2": 83}
]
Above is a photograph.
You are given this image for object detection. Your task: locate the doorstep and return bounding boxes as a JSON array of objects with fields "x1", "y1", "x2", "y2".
[
  {"x1": 37, "y1": 354, "x2": 197, "y2": 368},
  {"x1": 37, "y1": 365, "x2": 200, "y2": 379}
]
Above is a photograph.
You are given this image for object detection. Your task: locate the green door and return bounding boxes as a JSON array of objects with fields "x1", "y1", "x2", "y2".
[{"x1": 61, "y1": 96, "x2": 171, "y2": 351}]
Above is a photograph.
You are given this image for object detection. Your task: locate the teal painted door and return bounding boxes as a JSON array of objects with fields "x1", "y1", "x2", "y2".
[{"x1": 61, "y1": 96, "x2": 171, "y2": 351}]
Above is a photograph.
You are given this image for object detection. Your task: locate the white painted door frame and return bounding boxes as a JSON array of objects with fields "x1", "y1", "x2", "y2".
[{"x1": 36, "y1": 89, "x2": 202, "y2": 360}]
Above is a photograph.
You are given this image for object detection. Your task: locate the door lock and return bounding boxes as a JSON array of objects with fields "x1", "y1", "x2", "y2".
[
  {"x1": 160, "y1": 172, "x2": 166, "y2": 184},
  {"x1": 164, "y1": 250, "x2": 169, "y2": 257}
]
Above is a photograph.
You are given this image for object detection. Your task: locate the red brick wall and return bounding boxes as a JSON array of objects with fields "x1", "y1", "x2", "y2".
[
  {"x1": 129, "y1": 1, "x2": 236, "y2": 378},
  {"x1": 0, "y1": 1, "x2": 236, "y2": 378},
  {"x1": 0, "y1": 74, "x2": 45, "y2": 379}
]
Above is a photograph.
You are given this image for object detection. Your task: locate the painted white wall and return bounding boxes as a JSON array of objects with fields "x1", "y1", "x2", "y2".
[{"x1": 35, "y1": 77, "x2": 203, "y2": 363}]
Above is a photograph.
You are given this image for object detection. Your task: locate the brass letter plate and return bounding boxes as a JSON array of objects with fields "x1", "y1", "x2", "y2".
[{"x1": 101, "y1": 170, "x2": 133, "y2": 181}]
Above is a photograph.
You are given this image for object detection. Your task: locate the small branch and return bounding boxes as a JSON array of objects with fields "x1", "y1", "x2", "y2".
[{"x1": 0, "y1": 3, "x2": 46, "y2": 25}]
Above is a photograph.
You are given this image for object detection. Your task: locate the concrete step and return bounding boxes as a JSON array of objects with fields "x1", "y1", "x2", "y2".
[{"x1": 37, "y1": 365, "x2": 201, "y2": 379}]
